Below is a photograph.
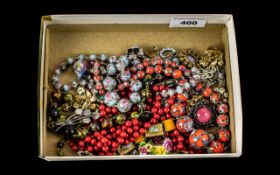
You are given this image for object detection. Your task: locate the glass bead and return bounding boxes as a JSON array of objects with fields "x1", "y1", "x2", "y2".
[
  {"x1": 120, "y1": 70, "x2": 131, "y2": 81},
  {"x1": 117, "y1": 98, "x2": 132, "y2": 113},
  {"x1": 130, "y1": 80, "x2": 143, "y2": 92},
  {"x1": 103, "y1": 77, "x2": 117, "y2": 91},
  {"x1": 75, "y1": 108, "x2": 83, "y2": 115},
  {"x1": 63, "y1": 84, "x2": 70, "y2": 92},
  {"x1": 67, "y1": 57, "x2": 74, "y2": 64},
  {"x1": 189, "y1": 129, "x2": 210, "y2": 150},
  {"x1": 83, "y1": 109, "x2": 91, "y2": 116},
  {"x1": 129, "y1": 92, "x2": 141, "y2": 104},
  {"x1": 119, "y1": 55, "x2": 129, "y2": 66},
  {"x1": 100, "y1": 54, "x2": 107, "y2": 62},
  {"x1": 109, "y1": 56, "x2": 117, "y2": 63},
  {"x1": 104, "y1": 91, "x2": 120, "y2": 107},
  {"x1": 106, "y1": 64, "x2": 117, "y2": 75},
  {"x1": 176, "y1": 116, "x2": 194, "y2": 133},
  {"x1": 89, "y1": 54, "x2": 96, "y2": 60},
  {"x1": 55, "y1": 68, "x2": 61, "y2": 75}
]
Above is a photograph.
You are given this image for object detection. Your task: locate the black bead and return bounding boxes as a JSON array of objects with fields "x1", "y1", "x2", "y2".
[
  {"x1": 57, "y1": 141, "x2": 64, "y2": 148},
  {"x1": 64, "y1": 126, "x2": 75, "y2": 139},
  {"x1": 139, "y1": 111, "x2": 152, "y2": 121}
]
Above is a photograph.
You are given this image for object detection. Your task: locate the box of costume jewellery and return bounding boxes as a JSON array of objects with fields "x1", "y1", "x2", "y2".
[{"x1": 38, "y1": 14, "x2": 242, "y2": 161}]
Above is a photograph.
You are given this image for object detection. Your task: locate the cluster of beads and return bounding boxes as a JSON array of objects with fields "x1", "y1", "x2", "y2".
[{"x1": 48, "y1": 46, "x2": 231, "y2": 156}]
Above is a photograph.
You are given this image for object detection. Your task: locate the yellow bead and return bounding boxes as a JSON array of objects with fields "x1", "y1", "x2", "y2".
[{"x1": 163, "y1": 118, "x2": 176, "y2": 131}]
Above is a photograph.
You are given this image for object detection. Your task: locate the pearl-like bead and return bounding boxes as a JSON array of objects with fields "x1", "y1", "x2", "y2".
[
  {"x1": 191, "y1": 67, "x2": 199, "y2": 74},
  {"x1": 80, "y1": 79, "x2": 86, "y2": 86},
  {"x1": 67, "y1": 57, "x2": 74, "y2": 64},
  {"x1": 109, "y1": 56, "x2": 117, "y2": 63},
  {"x1": 183, "y1": 82, "x2": 190, "y2": 90},
  {"x1": 100, "y1": 54, "x2": 107, "y2": 61},
  {"x1": 78, "y1": 54, "x2": 84, "y2": 59},
  {"x1": 89, "y1": 54, "x2": 96, "y2": 60},
  {"x1": 63, "y1": 84, "x2": 70, "y2": 91},
  {"x1": 189, "y1": 79, "x2": 196, "y2": 87},
  {"x1": 55, "y1": 68, "x2": 61, "y2": 75},
  {"x1": 176, "y1": 85, "x2": 183, "y2": 94},
  {"x1": 55, "y1": 83, "x2": 62, "y2": 90},
  {"x1": 52, "y1": 76, "x2": 59, "y2": 82}
]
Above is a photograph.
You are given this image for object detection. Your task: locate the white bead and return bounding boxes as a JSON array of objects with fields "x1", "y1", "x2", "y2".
[
  {"x1": 167, "y1": 89, "x2": 175, "y2": 96},
  {"x1": 184, "y1": 70, "x2": 191, "y2": 77},
  {"x1": 55, "y1": 83, "x2": 62, "y2": 90},
  {"x1": 191, "y1": 67, "x2": 199, "y2": 74},
  {"x1": 83, "y1": 109, "x2": 91, "y2": 116},
  {"x1": 80, "y1": 79, "x2": 86, "y2": 86},
  {"x1": 176, "y1": 86, "x2": 183, "y2": 94},
  {"x1": 63, "y1": 84, "x2": 70, "y2": 91},
  {"x1": 109, "y1": 56, "x2": 117, "y2": 63},
  {"x1": 67, "y1": 57, "x2": 74, "y2": 64},
  {"x1": 183, "y1": 82, "x2": 190, "y2": 90},
  {"x1": 55, "y1": 68, "x2": 61, "y2": 75},
  {"x1": 89, "y1": 54, "x2": 96, "y2": 60},
  {"x1": 75, "y1": 108, "x2": 83, "y2": 115},
  {"x1": 52, "y1": 76, "x2": 59, "y2": 82},
  {"x1": 83, "y1": 118, "x2": 91, "y2": 124},
  {"x1": 78, "y1": 54, "x2": 84, "y2": 60},
  {"x1": 161, "y1": 89, "x2": 168, "y2": 97},
  {"x1": 190, "y1": 79, "x2": 196, "y2": 87},
  {"x1": 100, "y1": 54, "x2": 107, "y2": 61},
  {"x1": 193, "y1": 74, "x2": 201, "y2": 81}
]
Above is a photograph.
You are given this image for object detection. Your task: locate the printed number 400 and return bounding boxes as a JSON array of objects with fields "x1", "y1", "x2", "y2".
[{"x1": 180, "y1": 20, "x2": 198, "y2": 25}]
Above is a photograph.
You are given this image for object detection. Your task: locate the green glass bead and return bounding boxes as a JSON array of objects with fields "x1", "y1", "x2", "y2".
[
  {"x1": 130, "y1": 112, "x2": 140, "y2": 119},
  {"x1": 115, "y1": 114, "x2": 126, "y2": 125},
  {"x1": 63, "y1": 93, "x2": 75, "y2": 104}
]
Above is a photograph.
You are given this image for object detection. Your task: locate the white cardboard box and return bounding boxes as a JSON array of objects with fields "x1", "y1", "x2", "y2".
[{"x1": 38, "y1": 14, "x2": 242, "y2": 161}]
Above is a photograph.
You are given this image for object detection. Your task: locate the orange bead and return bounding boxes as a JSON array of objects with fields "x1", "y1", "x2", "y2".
[
  {"x1": 146, "y1": 66, "x2": 154, "y2": 75},
  {"x1": 135, "y1": 135, "x2": 144, "y2": 143},
  {"x1": 155, "y1": 65, "x2": 163, "y2": 74},
  {"x1": 164, "y1": 67, "x2": 173, "y2": 76},
  {"x1": 196, "y1": 139, "x2": 204, "y2": 147},
  {"x1": 189, "y1": 135, "x2": 194, "y2": 144},
  {"x1": 195, "y1": 129, "x2": 204, "y2": 136},
  {"x1": 189, "y1": 129, "x2": 210, "y2": 150},
  {"x1": 177, "y1": 93, "x2": 188, "y2": 102},
  {"x1": 170, "y1": 103, "x2": 185, "y2": 117},
  {"x1": 172, "y1": 69, "x2": 182, "y2": 79},
  {"x1": 203, "y1": 87, "x2": 213, "y2": 97}
]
